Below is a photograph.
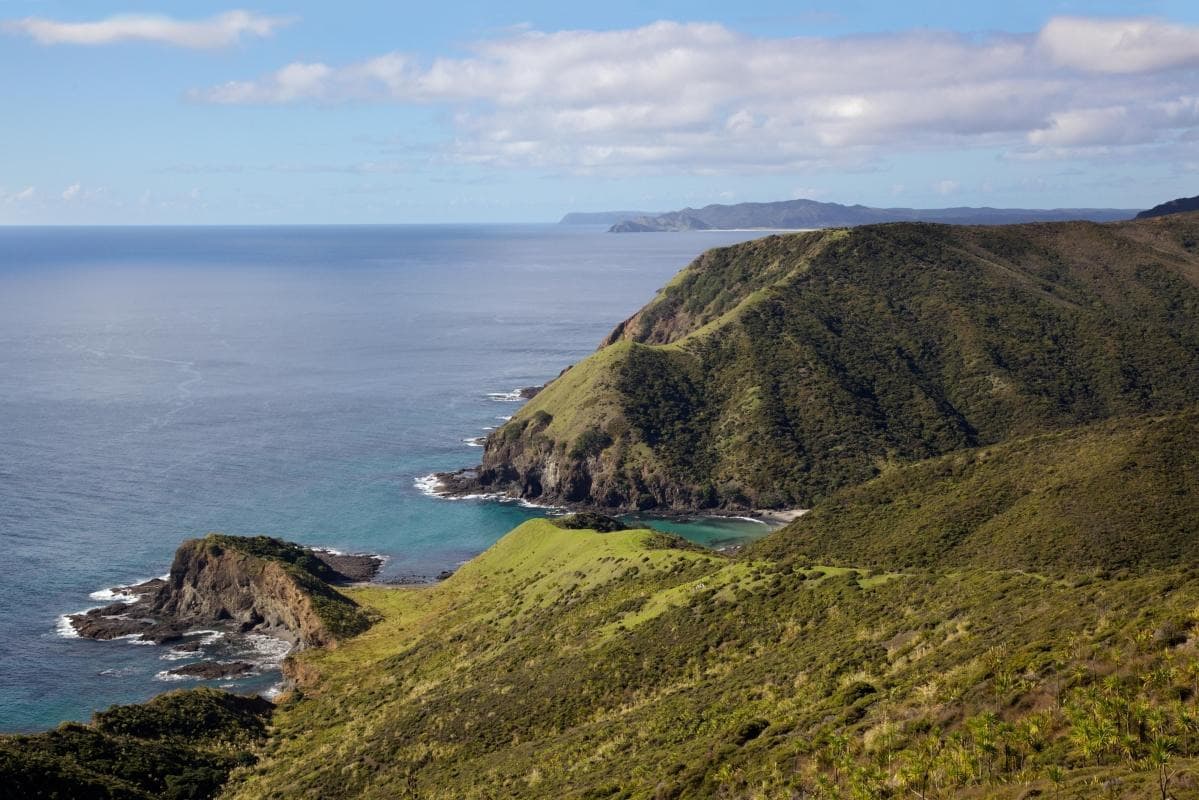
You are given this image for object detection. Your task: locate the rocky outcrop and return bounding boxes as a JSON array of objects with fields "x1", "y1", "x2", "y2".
[
  {"x1": 68, "y1": 536, "x2": 378, "y2": 648},
  {"x1": 167, "y1": 661, "x2": 256, "y2": 680},
  {"x1": 436, "y1": 413, "x2": 716, "y2": 512}
]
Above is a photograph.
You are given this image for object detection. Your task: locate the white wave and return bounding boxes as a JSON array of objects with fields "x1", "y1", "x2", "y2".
[
  {"x1": 88, "y1": 587, "x2": 139, "y2": 603},
  {"x1": 414, "y1": 473, "x2": 562, "y2": 510},
  {"x1": 414, "y1": 474, "x2": 447, "y2": 497},
  {"x1": 154, "y1": 669, "x2": 194, "y2": 682},
  {"x1": 262, "y1": 681, "x2": 288, "y2": 700},
  {"x1": 463, "y1": 436, "x2": 486, "y2": 447},
  {"x1": 161, "y1": 648, "x2": 194, "y2": 662},
  {"x1": 517, "y1": 497, "x2": 565, "y2": 511},
  {"x1": 98, "y1": 667, "x2": 137, "y2": 677},
  {"x1": 241, "y1": 632, "x2": 293, "y2": 667},
  {"x1": 110, "y1": 633, "x2": 156, "y2": 645},
  {"x1": 486, "y1": 390, "x2": 526, "y2": 402},
  {"x1": 55, "y1": 614, "x2": 81, "y2": 639},
  {"x1": 88, "y1": 573, "x2": 169, "y2": 603},
  {"x1": 192, "y1": 629, "x2": 225, "y2": 646},
  {"x1": 496, "y1": 415, "x2": 512, "y2": 421}
]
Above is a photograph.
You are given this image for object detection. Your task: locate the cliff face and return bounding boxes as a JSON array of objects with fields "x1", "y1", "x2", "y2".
[
  {"x1": 153, "y1": 539, "x2": 345, "y2": 647},
  {"x1": 444, "y1": 214, "x2": 1199, "y2": 511},
  {"x1": 69, "y1": 535, "x2": 375, "y2": 648}
]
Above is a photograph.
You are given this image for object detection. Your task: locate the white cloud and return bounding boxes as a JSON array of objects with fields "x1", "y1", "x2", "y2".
[
  {"x1": 4, "y1": 11, "x2": 291, "y2": 49},
  {"x1": 934, "y1": 180, "x2": 961, "y2": 195},
  {"x1": 1, "y1": 186, "x2": 36, "y2": 204},
  {"x1": 1038, "y1": 17, "x2": 1199, "y2": 74},
  {"x1": 61, "y1": 183, "x2": 82, "y2": 201},
  {"x1": 189, "y1": 16, "x2": 1199, "y2": 173}
]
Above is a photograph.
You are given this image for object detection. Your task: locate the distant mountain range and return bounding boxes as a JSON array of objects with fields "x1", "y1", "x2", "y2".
[
  {"x1": 1136, "y1": 193, "x2": 1199, "y2": 219},
  {"x1": 558, "y1": 210, "x2": 656, "y2": 225},
  {"x1": 594, "y1": 198, "x2": 1138, "y2": 231}
]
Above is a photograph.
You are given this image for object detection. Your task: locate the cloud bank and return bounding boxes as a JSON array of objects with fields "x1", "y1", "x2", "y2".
[
  {"x1": 188, "y1": 16, "x2": 1199, "y2": 172},
  {"x1": 5, "y1": 11, "x2": 291, "y2": 49}
]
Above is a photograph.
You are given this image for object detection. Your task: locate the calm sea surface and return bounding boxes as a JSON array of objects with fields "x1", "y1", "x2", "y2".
[{"x1": 0, "y1": 224, "x2": 774, "y2": 732}]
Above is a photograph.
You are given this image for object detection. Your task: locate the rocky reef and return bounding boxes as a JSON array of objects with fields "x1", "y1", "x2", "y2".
[{"x1": 67, "y1": 535, "x2": 380, "y2": 648}]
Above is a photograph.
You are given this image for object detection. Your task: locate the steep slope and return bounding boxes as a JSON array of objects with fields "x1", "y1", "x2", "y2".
[
  {"x1": 228, "y1": 465, "x2": 1199, "y2": 800},
  {"x1": 610, "y1": 197, "x2": 1136, "y2": 231},
  {"x1": 446, "y1": 214, "x2": 1199, "y2": 510},
  {"x1": 751, "y1": 407, "x2": 1199, "y2": 571}
]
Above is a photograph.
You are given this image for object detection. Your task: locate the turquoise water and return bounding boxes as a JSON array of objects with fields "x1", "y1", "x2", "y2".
[{"x1": 0, "y1": 224, "x2": 774, "y2": 732}]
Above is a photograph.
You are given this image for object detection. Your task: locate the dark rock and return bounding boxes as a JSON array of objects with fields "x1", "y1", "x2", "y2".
[
  {"x1": 517, "y1": 385, "x2": 543, "y2": 399},
  {"x1": 311, "y1": 550, "x2": 384, "y2": 583},
  {"x1": 167, "y1": 661, "x2": 256, "y2": 680},
  {"x1": 66, "y1": 605, "x2": 192, "y2": 643}
]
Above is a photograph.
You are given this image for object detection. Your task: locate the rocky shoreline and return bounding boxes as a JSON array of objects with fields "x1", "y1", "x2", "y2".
[
  {"x1": 65, "y1": 544, "x2": 384, "y2": 649},
  {"x1": 424, "y1": 470, "x2": 804, "y2": 530}
]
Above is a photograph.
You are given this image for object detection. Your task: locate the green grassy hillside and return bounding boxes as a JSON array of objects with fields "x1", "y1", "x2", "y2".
[
  {"x1": 227, "y1": 447, "x2": 1199, "y2": 800},
  {"x1": 465, "y1": 214, "x2": 1199, "y2": 510},
  {"x1": 752, "y1": 407, "x2": 1199, "y2": 572},
  {"x1": 9, "y1": 410, "x2": 1199, "y2": 799}
]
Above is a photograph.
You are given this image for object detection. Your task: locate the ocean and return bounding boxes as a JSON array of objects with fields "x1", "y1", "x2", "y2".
[{"x1": 0, "y1": 224, "x2": 775, "y2": 732}]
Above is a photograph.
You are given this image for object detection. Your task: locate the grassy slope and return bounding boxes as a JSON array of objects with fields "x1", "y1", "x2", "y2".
[
  {"x1": 483, "y1": 214, "x2": 1199, "y2": 510},
  {"x1": 752, "y1": 407, "x2": 1199, "y2": 572},
  {"x1": 228, "y1": 447, "x2": 1199, "y2": 800}
]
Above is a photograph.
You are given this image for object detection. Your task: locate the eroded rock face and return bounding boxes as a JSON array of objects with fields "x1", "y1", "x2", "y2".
[
  {"x1": 67, "y1": 537, "x2": 378, "y2": 648},
  {"x1": 152, "y1": 543, "x2": 333, "y2": 646},
  {"x1": 437, "y1": 436, "x2": 708, "y2": 512}
]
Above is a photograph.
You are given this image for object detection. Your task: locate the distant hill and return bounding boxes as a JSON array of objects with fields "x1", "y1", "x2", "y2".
[
  {"x1": 558, "y1": 210, "x2": 655, "y2": 225},
  {"x1": 1136, "y1": 193, "x2": 1199, "y2": 219},
  {"x1": 610, "y1": 198, "x2": 1137, "y2": 231}
]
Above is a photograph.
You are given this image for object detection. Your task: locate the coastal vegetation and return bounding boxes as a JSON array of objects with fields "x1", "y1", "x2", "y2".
[
  {"x1": 0, "y1": 689, "x2": 272, "y2": 800},
  {"x1": 459, "y1": 214, "x2": 1199, "y2": 511},
  {"x1": 5, "y1": 213, "x2": 1199, "y2": 799},
  {"x1": 230, "y1": 405, "x2": 1199, "y2": 798}
]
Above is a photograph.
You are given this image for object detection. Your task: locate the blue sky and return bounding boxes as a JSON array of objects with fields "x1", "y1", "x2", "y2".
[{"x1": 2, "y1": 1, "x2": 1199, "y2": 223}]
